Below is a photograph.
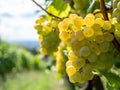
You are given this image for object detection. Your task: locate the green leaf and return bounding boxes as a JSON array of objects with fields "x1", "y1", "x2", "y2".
[
  {"x1": 104, "y1": 0, "x2": 111, "y2": 3},
  {"x1": 47, "y1": 0, "x2": 71, "y2": 18},
  {"x1": 87, "y1": 0, "x2": 100, "y2": 13},
  {"x1": 89, "y1": 0, "x2": 93, "y2": 4},
  {"x1": 102, "y1": 71, "x2": 120, "y2": 90}
]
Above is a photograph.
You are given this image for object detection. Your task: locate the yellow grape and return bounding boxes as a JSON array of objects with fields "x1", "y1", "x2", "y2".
[
  {"x1": 69, "y1": 71, "x2": 85, "y2": 83},
  {"x1": 72, "y1": 57, "x2": 86, "y2": 70},
  {"x1": 59, "y1": 31, "x2": 69, "y2": 41},
  {"x1": 58, "y1": 21, "x2": 69, "y2": 31},
  {"x1": 92, "y1": 24, "x2": 103, "y2": 36},
  {"x1": 66, "y1": 65, "x2": 77, "y2": 76},
  {"x1": 74, "y1": 16, "x2": 83, "y2": 29},
  {"x1": 83, "y1": 13, "x2": 95, "y2": 27},
  {"x1": 35, "y1": 17, "x2": 45, "y2": 24},
  {"x1": 38, "y1": 35, "x2": 43, "y2": 41},
  {"x1": 69, "y1": 14, "x2": 78, "y2": 22},
  {"x1": 75, "y1": 30, "x2": 84, "y2": 41},
  {"x1": 40, "y1": 48, "x2": 47, "y2": 55},
  {"x1": 95, "y1": 18, "x2": 104, "y2": 27},
  {"x1": 45, "y1": 22, "x2": 52, "y2": 32},
  {"x1": 51, "y1": 20, "x2": 58, "y2": 27},
  {"x1": 102, "y1": 21, "x2": 112, "y2": 30},
  {"x1": 83, "y1": 27, "x2": 94, "y2": 38},
  {"x1": 68, "y1": 50, "x2": 77, "y2": 62},
  {"x1": 66, "y1": 60, "x2": 72, "y2": 67}
]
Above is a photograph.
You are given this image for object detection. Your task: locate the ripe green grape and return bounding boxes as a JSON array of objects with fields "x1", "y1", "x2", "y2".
[
  {"x1": 95, "y1": 35, "x2": 104, "y2": 44},
  {"x1": 72, "y1": 57, "x2": 86, "y2": 70},
  {"x1": 88, "y1": 53, "x2": 98, "y2": 62},
  {"x1": 103, "y1": 21, "x2": 112, "y2": 30},
  {"x1": 117, "y1": 1, "x2": 120, "y2": 10},
  {"x1": 69, "y1": 71, "x2": 84, "y2": 83},
  {"x1": 103, "y1": 32, "x2": 114, "y2": 42},
  {"x1": 89, "y1": 43, "x2": 101, "y2": 55},
  {"x1": 80, "y1": 46, "x2": 91, "y2": 57},
  {"x1": 99, "y1": 42, "x2": 110, "y2": 52}
]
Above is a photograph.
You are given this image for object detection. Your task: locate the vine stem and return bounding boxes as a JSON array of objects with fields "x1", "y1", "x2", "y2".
[
  {"x1": 100, "y1": 0, "x2": 120, "y2": 52},
  {"x1": 100, "y1": 0, "x2": 109, "y2": 20},
  {"x1": 32, "y1": 0, "x2": 62, "y2": 19}
]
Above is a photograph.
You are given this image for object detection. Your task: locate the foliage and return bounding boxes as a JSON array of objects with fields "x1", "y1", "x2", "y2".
[
  {"x1": 0, "y1": 40, "x2": 17, "y2": 78},
  {"x1": 0, "y1": 40, "x2": 47, "y2": 79}
]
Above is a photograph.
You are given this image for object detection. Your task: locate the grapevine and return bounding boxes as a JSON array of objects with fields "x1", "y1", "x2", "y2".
[{"x1": 33, "y1": 0, "x2": 120, "y2": 90}]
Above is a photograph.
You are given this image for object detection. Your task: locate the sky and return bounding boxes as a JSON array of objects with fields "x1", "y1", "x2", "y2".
[{"x1": 0, "y1": 0, "x2": 44, "y2": 41}]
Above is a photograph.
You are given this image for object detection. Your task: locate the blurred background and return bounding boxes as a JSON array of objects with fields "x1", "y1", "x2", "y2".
[{"x1": 0, "y1": 0, "x2": 70, "y2": 90}]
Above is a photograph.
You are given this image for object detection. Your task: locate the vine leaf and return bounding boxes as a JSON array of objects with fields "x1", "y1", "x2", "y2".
[
  {"x1": 47, "y1": 0, "x2": 71, "y2": 18},
  {"x1": 104, "y1": 0, "x2": 111, "y2": 3},
  {"x1": 102, "y1": 71, "x2": 120, "y2": 90},
  {"x1": 87, "y1": 0, "x2": 100, "y2": 13}
]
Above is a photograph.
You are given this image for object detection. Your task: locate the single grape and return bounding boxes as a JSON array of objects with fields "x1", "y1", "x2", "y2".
[
  {"x1": 59, "y1": 31, "x2": 69, "y2": 41},
  {"x1": 83, "y1": 27, "x2": 94, "y2": 38},
  {"x1": 66, "y1": 65, "x2": 77, "y2": 76},
  {"x1": 68, "y1": 50, "x2": 77, "y2": 62},
  {"x1": 35, "y1": 17, "x2": 45, "y2": 24},
  {"x1": 66, "y1": 60, "x2": 72, "y2": 67},
  {"x1": 88, "y1": 53, "x2": 98, "y2": 62},
  {"x1": 69, "y1": 71, "x2": 85, "y2": 83},
  {"x1": 75, "y1": 30, "x2": 85, "y2": 41},
  {"x1": 72, "y1": 57, "x2": 86, "y2": 70},
  {"x1": 103, "y1": 32, "x2": 114, "y2": 42},
  {"x1": 102, "y1": 21, "x2": 112, "y2": 30},
  {"x1": 99, "y1": 42, "x2": 110, "y2": 52},
  {"x1": 83, "y1": 14, "x2": 95, "y2": 27},
  {"x1": 89, "y1": 43, "x2": 101, "y2": 55},
  {"x1": 95, "y1": 35, "x2": 104, "y2": 44},
  {"x1": 95, "y1": 18, "x2": 104, "y2": 27},
  {"x1": 80, "y1": 46, "x2": 91, "y2": 57},
  {"x1": 74, "y1": 16, "x2": 83, "y2": 29}
]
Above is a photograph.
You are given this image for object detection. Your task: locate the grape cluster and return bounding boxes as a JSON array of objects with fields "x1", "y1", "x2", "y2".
[
  {"x1": 55, "y1": 42, "x2": 68, "y2": 75},
  {"x1": 34, "y1": 17, "x2": 60, "y2": 55},
  {"x1": 112, "y1": 0, "x2": 120, "y2": 23},
  {"x1": 59, "y1": 13, "x2": 114, "y2": 83}
]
